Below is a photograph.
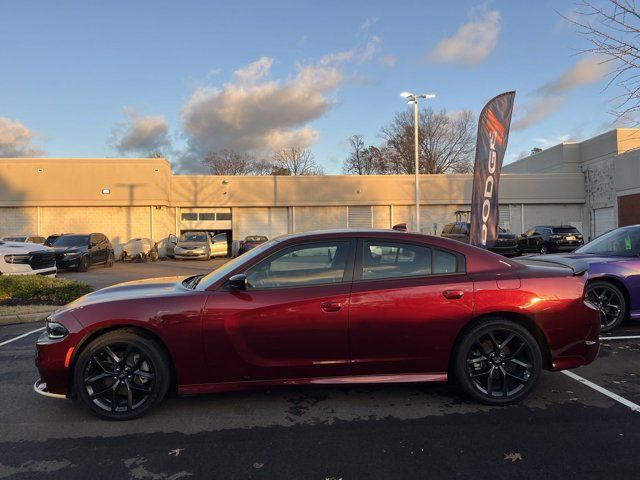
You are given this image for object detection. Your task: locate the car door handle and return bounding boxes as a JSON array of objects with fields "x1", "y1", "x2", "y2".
[
  {"x1": 443, "y1": 290, "x2": 464, "y2": 300},
  {"x1": 320, "y1": 301, "x2": 342, "y2": 312}
]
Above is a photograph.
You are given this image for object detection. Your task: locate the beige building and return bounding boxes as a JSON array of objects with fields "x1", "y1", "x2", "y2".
[
  {"x1": 0, "y1": 128, "x2": 638, "y2": 254},
  {"x1": 504, "y1": 128, "x2": 640, "y2": 238}
]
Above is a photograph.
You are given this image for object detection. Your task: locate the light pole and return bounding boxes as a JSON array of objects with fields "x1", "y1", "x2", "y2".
[{"x1": 400, "y1": 91, "x2": 436, "y2": 232}]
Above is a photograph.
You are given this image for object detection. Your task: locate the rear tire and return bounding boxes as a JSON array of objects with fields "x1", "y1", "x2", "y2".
[
  {"x1": 539, "y1": 244, "x2": 548, "y2": 255},
  {"x1": 453, "y1": 318, "x2": 542, "y2": 406},
  {"x1": 73, "y1": 330, "x2": 170, "y2": 420}
]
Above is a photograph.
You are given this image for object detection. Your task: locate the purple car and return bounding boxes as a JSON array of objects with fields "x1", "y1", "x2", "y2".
[{"x1": 544, "y1": 225, "x2": 640, "y2": 332}]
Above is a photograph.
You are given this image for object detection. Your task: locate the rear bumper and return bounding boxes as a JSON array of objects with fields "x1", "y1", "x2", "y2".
[{"x1": 549, "y1": 301, "x2": 601, "y2": 371}]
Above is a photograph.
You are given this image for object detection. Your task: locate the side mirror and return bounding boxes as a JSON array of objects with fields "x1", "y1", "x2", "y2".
[
  {"x1": 228, "y1": 274, "x2": 248, "y2": 290},
  {"x1": 521, "y1": 233, "x2": 527, "y2": 238}
]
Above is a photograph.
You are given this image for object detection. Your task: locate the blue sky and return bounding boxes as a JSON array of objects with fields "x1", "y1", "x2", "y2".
[{"x1": 0, "y1": 0, "x2": 618, "y2": 172}]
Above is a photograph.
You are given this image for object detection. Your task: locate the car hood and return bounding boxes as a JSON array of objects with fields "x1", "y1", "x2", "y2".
[
  {"x1": 0, "y1": 242, "x2": 52, "y2": 254},
  {"x1": 52, "y1": 246, "x2": 86, "y2": 253},
  {"x1": 65, "y1": 276, "x2": 189, "y2": 309},
  {"x1": 498, "y1": 233, "x2": 517, "y2": 240}
]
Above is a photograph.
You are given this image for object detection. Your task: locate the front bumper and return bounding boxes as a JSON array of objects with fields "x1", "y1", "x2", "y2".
[
  {"x1": 175, "y1": 251, "x2": 208, "y2": 259},
  {"x1": 55, "y1": 256, "x2": 82, "y2": 269},
  {"x1": 34, "y1": 379, "x2": 66, "y2": 399}
]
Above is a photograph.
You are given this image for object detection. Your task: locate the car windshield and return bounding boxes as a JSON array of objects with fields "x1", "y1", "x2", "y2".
[
  {"x1": 2, "y1": 236, "x2": 26, "y2": 242},
  {"x1": 196, "y1": 239, "x2": 279, "y2": 290},
  {"x1": 179, "y1": 233, "x2": 208, "y2": 242},
  {"x1": 52, "y1": 235, "x2": 89, "y2": 247},
  {"x1": 576, "y1": 227, "x2": 640, "y2": 257}
]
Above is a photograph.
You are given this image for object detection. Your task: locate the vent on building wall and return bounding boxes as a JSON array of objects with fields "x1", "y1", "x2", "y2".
[{"x1": 348, "y1": 206, "x2": 373, "y2": 228}]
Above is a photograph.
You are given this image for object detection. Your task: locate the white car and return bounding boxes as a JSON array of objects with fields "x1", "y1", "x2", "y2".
[{"x1": 0, "y1": 241, "x2": 57, "y2": 277}]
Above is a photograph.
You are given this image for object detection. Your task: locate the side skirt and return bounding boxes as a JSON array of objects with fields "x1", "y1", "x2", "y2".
[{"x1": 179, "y1": 372, "x2": 448, "y2": 396}]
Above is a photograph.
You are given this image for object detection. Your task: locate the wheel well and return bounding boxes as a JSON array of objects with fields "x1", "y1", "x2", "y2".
[
  {"x1": 587, "y1": 277, "x2": 630, "y2": 319},
  {"x1": 67, "y1": 325, "x2": 178, "y2": 397},
  {"x1": 450, "y1": 312, "x2": 553, "y2": 374}
]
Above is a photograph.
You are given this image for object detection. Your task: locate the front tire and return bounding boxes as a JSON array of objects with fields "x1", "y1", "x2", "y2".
[
  {"x1": 453, "y1": 318, "x2": 542, "y2": 406},
  {"x1": 73, "y1": 330, "x2": 170, "y2": 420},
  {"x1": 77, "y1": 255, "x2": 90, "y2": 272},
  {"x1": 586, "y1": 281, "x2": 627, "y2": 332},
  {"x1": 539, "y1": 244, "x2": 548, "y2": 255},
  {"x1": 106, "y1": 252, "x2": 115, "y2": 268}
]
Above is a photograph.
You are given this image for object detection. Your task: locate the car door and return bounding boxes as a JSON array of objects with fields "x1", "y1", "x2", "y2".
[
  {"x1": 201, "y1": 240, "x2": 356, "y2": 383},
  {"x1": 348, "y1": 238, "x2": 474, "y2": 376},
  {"x1": 519, "y1": 229, "x2": 534, "y2": 252},
  {"x1": 212, "y1": 233, "x2": 228, "y2": 257},
  {"x1": 87, "y1": 234, "x2": 100, "y2": 263}
]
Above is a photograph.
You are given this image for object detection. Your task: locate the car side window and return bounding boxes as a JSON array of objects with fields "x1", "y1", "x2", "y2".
[
  {"x1": 245, "y1": 241, "x2": 351, "y2": 289},
  {"x1": 433, "y1": 249, "x2": 458, "y2": 274},
  {"x1": 524, "y1": 229, "x2": 534, "y2": 236},
  {"x1": 361, "y1": 241, "x2": 431, "y2": 280}
]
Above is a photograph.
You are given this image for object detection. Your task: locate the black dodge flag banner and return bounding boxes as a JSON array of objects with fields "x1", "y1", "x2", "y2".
[{"x1": 469, "y1": 91, "x2": 516, "y2": 248}]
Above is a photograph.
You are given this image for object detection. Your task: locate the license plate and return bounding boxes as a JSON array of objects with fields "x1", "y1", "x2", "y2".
[{"x1": 566, "y1": 236, "x2": 576, "y2": 241}]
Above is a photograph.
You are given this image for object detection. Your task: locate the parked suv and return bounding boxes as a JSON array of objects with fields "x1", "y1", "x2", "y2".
[
  {"x1": 1, "y1": 235, "x2": 46, "y2": 244},
  {"x1": 0, "y1": 241, "x2": 56, "y2": 276},
  {"x1": 51, "y1": 233, "x2": 115, "y2": 271},
  {"x1": 517, "y1": 225, "x2": 584, "y2": 254},
  {"x1": 441, "y1": 222, "x2": 519, "y2": 257}
]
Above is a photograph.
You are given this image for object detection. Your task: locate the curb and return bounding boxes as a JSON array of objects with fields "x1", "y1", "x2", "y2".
[{"x1": 0, "y1": 307, "x2": 60, "y2": 327}]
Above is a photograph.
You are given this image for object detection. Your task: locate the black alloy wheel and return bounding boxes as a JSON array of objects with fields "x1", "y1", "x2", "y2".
[
  {"x1": 586, "y1": 281, "x2": 627, "y2": 332},
  {"x1": 77, "y1": 255, "x2": 90, "y2": 272},
  {"x1": 74, "y1": 330, "x2": 169, "y2": 420},
  {"x1": 454, "y1": 318, "x2": 542, "y2": 405},
  {"x1": 539, "y1": 244, "x2": 548, "y2": 255}
]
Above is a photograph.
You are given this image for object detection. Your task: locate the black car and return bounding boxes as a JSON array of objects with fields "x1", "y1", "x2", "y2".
[
  {"x1": 517, "y1": 225, "x2": 584, "y2": 255},
  {"x1": 44, "y1": 234, "x2": 67, "y2": 247},
  {"x1": 441, "y1": 222, "x2": 519, "y2": 257},
  {"x1": 51, "y1": 233, "x2": 115, "y2": 271}
]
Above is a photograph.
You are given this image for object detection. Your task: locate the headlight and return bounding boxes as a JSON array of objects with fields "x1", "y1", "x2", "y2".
[
  {"x1": 63, "y1": 251, "x2": 80, "y2": 256},
  {"x1": 45, "y1": 317, "x2": 69, "y2": 340},
  {"x1": 4, "y1": 254, "x2": 30, "y2": 264}
]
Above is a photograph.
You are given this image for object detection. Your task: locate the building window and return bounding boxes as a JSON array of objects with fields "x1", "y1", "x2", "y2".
[
  {"x1": 199, "y1": 213, "x2": 215, "y2": 221},
  {"x1": 181, "y1": 213, "x2": 197, "y2": 221},
  {"x1": 216, "y1": 212, "x2": 232, "y2": 221}
]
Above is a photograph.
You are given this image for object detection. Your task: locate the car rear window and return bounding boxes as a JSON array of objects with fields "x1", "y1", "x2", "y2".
[{"x1": 552, "y1": 227, "x2": 580, "y2": 234}]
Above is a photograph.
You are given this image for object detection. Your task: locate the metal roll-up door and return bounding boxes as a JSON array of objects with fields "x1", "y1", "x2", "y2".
[
  {"x1": 499, "y1": 205, "x2": 511, "y2": 231},
  {"x1": 348, "y1": 206, "x2": 373, "y2": 228},
  {"x1": 594, "y1": 207, "x2": 615, "y2": 238},
  {"x1": 235, "y1": 207, "x2": 289, "y2": 240}
]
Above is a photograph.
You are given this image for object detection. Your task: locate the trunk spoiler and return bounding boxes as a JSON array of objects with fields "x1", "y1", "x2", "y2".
[{"x1": 516, "y1": 256, "x2": 589, "y2": 276}]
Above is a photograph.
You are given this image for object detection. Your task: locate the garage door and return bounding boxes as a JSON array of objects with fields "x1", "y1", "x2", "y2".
[
  {"x1": 235, "y1": 207, "x2": 289, "y2": 240},
  {"x1": 594, "y1": 207, "x2": 615, "y2": 238}
]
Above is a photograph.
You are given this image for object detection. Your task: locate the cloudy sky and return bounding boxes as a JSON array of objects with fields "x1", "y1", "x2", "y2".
[{"x1": 0, "y1": 0, "x2": 620, "y2": 172}]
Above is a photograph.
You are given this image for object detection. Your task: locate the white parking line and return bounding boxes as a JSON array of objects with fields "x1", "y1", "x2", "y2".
[
  {"x1": 0, "y1": 327, "x2": 44, "y2": 347},
  {"x1": 562, "y1": 370, "x2": 640, "y2": 413},
  {"x1": 600, "y1": 335, "x2": 640, "y2": 341}
]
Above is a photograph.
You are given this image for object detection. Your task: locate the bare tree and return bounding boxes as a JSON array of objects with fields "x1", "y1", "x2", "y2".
[
  {"x1": 568, "y1": 1, "x2": 640, "y2": 121},
  {"x1": 342, "y1": 135, "x2": 385, "y2": 174},
  {"x1": 380, "y1": 108, "x2": 475, "y2": 174},
  {"x1": 272, "y1": 147, "x2": 324, "y2": 175}
]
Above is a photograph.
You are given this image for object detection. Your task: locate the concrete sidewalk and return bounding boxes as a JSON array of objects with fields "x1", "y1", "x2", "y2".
[{"x1": 0, "y1": 305, "x2": 59, "y2": 326}]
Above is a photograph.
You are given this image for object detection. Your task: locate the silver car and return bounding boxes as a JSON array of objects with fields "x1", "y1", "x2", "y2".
[{"x1": 174, "y1": 232, "x2": 227, "y2": 260}]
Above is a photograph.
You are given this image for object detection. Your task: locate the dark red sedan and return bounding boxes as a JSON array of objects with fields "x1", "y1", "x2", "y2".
[{"x1": 35, "y1": 230, "x2": 601, "y2": 420}]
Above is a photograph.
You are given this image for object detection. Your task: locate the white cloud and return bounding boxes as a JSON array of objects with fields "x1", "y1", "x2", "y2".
[
  {"x1": 513, "y1": 55, "x2": 611, "y2": 131},
  {"x1": 109, "y1": 108, "x2": 170, "y2": 155},
  {"x1": 539, "y1": 56, "x2": 610, "y2": 95},
  {"x1": 179, "y1": 57, "x2": 344, "y2": 171},
  {"x1": 512, "y1": 96, "x2": 566, "y2": 131},
  {"x1": 359, "y1": 17, "x2": 378, "y2": 31},
  {"x1": 429, "y1": 8, "x2": 501, "y2": 66},
  {"x1": 0, "y1": 117, "x2": 42, "y2": 157},
  {"x1": 379, "y1": 54, "x2": 397, "y2": 68}
]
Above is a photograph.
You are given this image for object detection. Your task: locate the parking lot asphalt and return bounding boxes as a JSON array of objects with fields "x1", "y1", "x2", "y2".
[
  {"x1": 1, "y1": 316, "x2": 639, "y2": 479},
  {"x1": 57, "y1": 257, "x2": 229, "y2": 290}
]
